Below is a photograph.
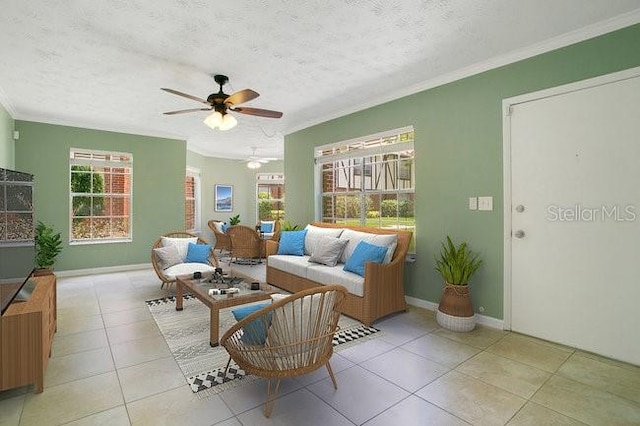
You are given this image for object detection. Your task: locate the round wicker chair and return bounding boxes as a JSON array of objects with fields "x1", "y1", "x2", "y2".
[
  {"x1": 151, "y1": 231, "x2": 219, "y2": 289},
  {"x1": 227, "y1": 225, "x2": 262, "y2": 265},
  {"x1": 220, "y1": 285, "x2": 347, "y2": 417}
]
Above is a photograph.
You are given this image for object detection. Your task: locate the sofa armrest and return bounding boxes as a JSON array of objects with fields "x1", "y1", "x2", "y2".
[
  {"x1": 363, "y1": 257, "x2": 406, "y2": 306},
  {"x1": 265, "y1": 240, "x2": 279, "y2": 257}
]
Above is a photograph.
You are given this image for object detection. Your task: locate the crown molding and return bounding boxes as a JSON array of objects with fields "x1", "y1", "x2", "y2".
[
  {"x1": 285, "y1": 10, "x2": 640, "y2": 135},
  {"x1": 12, "y1": 113, "x2": 185, "y2": 142}
]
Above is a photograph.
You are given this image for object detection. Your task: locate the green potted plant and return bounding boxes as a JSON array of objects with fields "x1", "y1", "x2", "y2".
[
  {"x1": 34, "y1": 221, "x2": 63, "y2": 274},
  {"x1": 434, "y1": 236, "x2": 482, "y2": 331},
  {"x1": 280, "y1": 220, "x2": 300, "y2": 231},
  {"x1": 229, "y1": 214, "x2": 241, "y2": 226}
]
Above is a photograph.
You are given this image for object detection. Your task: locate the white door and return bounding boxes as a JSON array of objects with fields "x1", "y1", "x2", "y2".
[{"x1": 506, "y1": 69, "x2": 640, "y2": 366}]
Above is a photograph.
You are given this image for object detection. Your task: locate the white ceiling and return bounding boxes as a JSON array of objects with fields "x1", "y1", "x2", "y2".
[{"x1": 1, "y1": 1, "x2": 639, "y2": 161}]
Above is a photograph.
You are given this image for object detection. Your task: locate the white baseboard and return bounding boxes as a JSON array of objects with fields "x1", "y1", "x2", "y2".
[
  {"x1": 54, "y1": 263, "x2": 152, "y2": 278},
  {"x1": 405, "y1": 295, "x2": 505, "y2": 330}
]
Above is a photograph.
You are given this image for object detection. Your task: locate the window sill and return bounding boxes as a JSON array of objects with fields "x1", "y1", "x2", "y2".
[{"x1": 69, "y1": 238, "x2": 133, "y2": 246}]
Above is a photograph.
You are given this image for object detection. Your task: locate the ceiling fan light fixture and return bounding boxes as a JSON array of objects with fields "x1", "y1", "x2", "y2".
[
  {"x1": 219, "y1": 112, "x2": 237, "y2": 131},
  {"x1": 247, "y1": 160, "x2": 262, "y2": 169},
  {"x1": 203, "y1": 111, "x2": 223, "y2": 129}
]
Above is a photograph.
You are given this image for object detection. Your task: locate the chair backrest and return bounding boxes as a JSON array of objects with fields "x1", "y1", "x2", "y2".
[
  {"x1": 227, "y1": 225, "x2": 261, "y2": 256},
  {"x1": 208, "y1": 220, "x2": 231, "y2": 250},
  {"x1": 221, "y1": 285, "x2": 348, "y2": 374}
]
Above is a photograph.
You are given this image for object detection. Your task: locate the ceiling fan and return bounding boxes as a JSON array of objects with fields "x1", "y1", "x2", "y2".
[
  {"x1": 243, "y1": 147, "x2": 278, "y2": 169},
  {"x1": 161, "y1": 74, "x2": 283, "y2": 130}
]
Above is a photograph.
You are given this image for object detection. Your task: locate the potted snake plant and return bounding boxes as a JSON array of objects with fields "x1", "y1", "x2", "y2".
[{"x1": 435, "y1": 236, "x2": 482, "y2": 331}]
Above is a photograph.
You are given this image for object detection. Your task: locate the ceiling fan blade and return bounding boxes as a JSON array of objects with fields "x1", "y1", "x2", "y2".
[
  {"x1": 163, "y1": 108, "x2": 212, "y2": 115},
  {"x1": 161, "y1": 88, "x2": 210, "y2": 105},
  {"x1": 225, "y1": 89, "x2": 260, "y2": 106},
  {"x1": 232, "y1": 106, "x2": 283, "y2": 118}
]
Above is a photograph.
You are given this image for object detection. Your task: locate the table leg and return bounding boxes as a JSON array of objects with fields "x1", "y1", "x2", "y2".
[
  {"x1": 176, "y1": 281, "x2": 184, "y2": 311},
  {"x1": 210, "y1": 308, "x2": 219, "y2": 347}
]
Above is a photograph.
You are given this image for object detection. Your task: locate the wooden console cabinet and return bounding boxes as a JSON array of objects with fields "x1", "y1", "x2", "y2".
[{"x1": 0, "y1": 274, "x2": 57, "y2": 393}]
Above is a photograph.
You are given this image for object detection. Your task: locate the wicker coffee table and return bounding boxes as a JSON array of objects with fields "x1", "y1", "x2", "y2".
[{"x1": 175, "y1": 273, "x2": 278, "y2": 346}]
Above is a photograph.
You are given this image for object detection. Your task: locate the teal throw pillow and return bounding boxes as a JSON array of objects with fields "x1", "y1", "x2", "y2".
[
  {"x1": 277, "y1": 230, "x2": 308, "y2": 256},
  {"x1": 221, "y1": 223, "x2": 230, "y2": 232},
  {"x1": 232, "y1": 302, "x2": 272, "y2": 345},
  {"x1": 184, "y1": 242, "x2": 211, "y2": 263},
  {"x1": 343, "y1": 241, "x2": 387, "y2": 277},
  {"x1": 260, "y1": 222, "x2": 274, "y2": 233}
]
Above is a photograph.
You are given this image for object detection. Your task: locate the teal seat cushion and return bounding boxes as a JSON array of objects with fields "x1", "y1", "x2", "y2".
[{"x1": 232, "y1": 302, "x2": 272, "y2": 345}]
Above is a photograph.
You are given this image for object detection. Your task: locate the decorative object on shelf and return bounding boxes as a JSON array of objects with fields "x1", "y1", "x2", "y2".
[
  {"x1": 435, "y1": 236, "x2": 482, "y2": 332},
  {"x1": 228, "y1": 214, "x2": 241, "y2": 226},
  {"x1": 34, "y1": 221, "x2": 62, "y2": 271},
  {"x1": 214, "y1": 184, "x2": 233, "y2": 212}
]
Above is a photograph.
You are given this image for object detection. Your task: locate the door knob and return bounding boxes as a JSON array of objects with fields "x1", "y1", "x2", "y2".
[{"x1": 514, "y1": 229, "x2": 525, "y2": 239}]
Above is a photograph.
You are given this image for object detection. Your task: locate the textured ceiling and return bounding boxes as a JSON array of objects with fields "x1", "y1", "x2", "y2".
[{"x1": 1, "y1": 1, "x2": 639, "y2": 160}]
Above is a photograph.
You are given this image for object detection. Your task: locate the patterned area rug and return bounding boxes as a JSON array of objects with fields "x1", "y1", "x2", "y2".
[{"x1": 146, "y1": 295, "x2": 380, "y2": 398}]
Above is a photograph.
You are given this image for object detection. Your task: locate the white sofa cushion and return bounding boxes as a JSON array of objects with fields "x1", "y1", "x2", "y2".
[
  {"x1": 304, "y1": 224, "x2": 344, "y2": 255},
  {"x1": 161, "y1": 236, "x2": 198, "y2": 262},
  {"x1": 268, "y1": 255, "x2": 313, "y2": 277},
  {"x1": 163, "y1": 262, "x2": 216, "y2": 280},
  {"x1": 306, "y1": 264, "x2": 365, "y2": 297},
  {"x1": 338, "y1": 229, "x2": 398, "y2": 264}
]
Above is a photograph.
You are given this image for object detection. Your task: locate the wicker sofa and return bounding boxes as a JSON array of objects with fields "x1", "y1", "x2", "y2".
[{"x1": 265, "y1": 222, "x2": 412, "y2": 326}]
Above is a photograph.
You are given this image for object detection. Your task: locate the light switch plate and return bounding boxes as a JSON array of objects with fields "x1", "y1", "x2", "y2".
[
  {"x1": 468, "y1": 197, "x2": 478, "y2": 210},
  {"x1": 478, "y1": 196, "x2": 493, "y2": 211}
]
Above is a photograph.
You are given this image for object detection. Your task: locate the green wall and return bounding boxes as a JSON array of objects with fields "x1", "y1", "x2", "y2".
[
  {"x1": 14, "y1": 121, "x2": 186, "y2": 272},
  {"x1": 285, "y1": 24, "x2": 640, "y2": 320},
  {"x1": 0, "y1": 103, "x2": 14, "y2": 169},
  {"x1": 187, "y1": 150, "x2": 283, "y2": 244}
]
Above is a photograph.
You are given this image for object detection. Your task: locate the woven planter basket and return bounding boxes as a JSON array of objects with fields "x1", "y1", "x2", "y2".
[
  {"x1": 438, "y1": 282, "x2": 474, "y2": 317},
  {"x1": 436, "y1": 309, "x2": 476, "y2": 332}
]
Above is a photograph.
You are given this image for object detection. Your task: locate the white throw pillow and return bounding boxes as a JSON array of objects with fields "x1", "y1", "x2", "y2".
[
  {"x1": 153, "y1": 244, "x2": 182, "y2": 270},
  {"x1": 161, "y1": 236, "x2": 198, "y2": 263},
  {"x1": 308, "y1": 236, "x2": 349, "y2": 267},
  {"x1": 213, "y1": 222, "x2": 225, "y2": 233},
  {"x1": 304, "y1": 224, "x2": 344, "y2": 255}
]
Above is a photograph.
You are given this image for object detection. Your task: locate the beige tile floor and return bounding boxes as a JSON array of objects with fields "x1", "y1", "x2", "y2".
[{"x1": 1, "y1": 268, "x2": 639, "y2": 426}]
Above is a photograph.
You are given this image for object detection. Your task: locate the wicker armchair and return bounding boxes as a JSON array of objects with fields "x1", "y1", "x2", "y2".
[
  {"x1": 151, "y1": 231, "x2": 219, "y2": 289},
  {"x1": 221, "y1": 285, "x2": 347, "y2": 417},
  {"x1": 227, "y1": 225, "x2": 262, "y2": 265},
  {"x1": 208, "y1": 220, "x2": 231, "y2": 253}
]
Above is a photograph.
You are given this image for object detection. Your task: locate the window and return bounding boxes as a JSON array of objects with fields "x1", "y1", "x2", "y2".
[
  {"x1": 256, "y1": 173, "x2": 285, "y2": 221},
  {"x1": 185, "y1": 167, "x2": 201, "y2": 232},
  {"x1": 316, "y1": 126, "x2": 415, "y2": 250},
  {"x1": 69, "y1": 149, "x2": 132, "y2": 243}
]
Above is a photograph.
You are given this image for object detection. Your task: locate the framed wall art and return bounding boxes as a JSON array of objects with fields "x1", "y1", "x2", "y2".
[{"x1": 214, "y1": 184, "x2": 233, "y2": 212}]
